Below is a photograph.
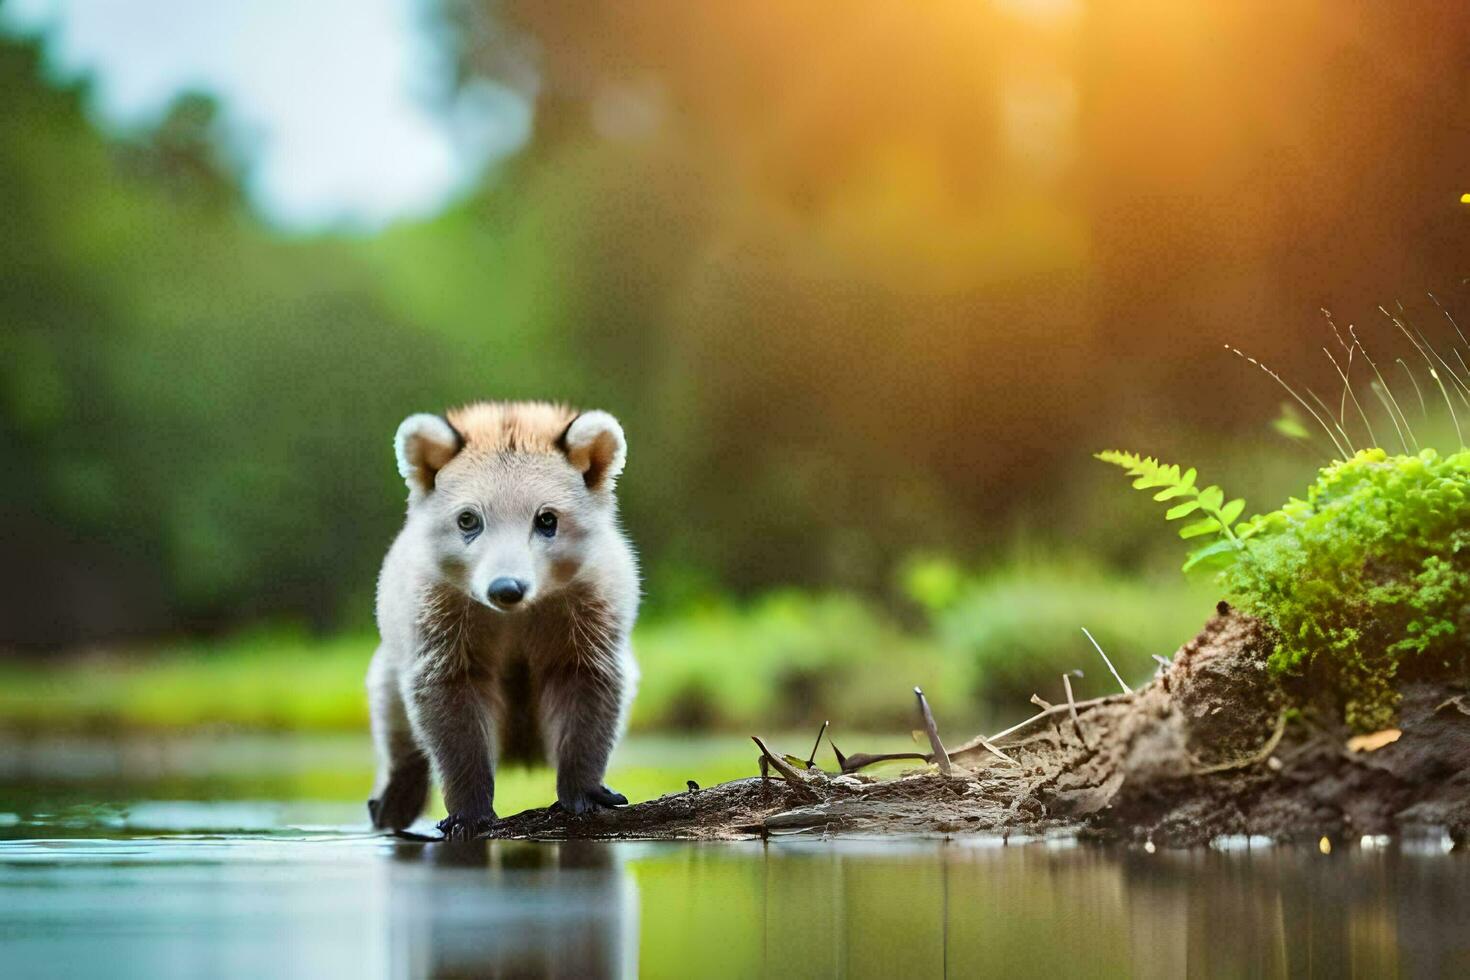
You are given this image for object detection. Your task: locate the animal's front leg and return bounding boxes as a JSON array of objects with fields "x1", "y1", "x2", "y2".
[
  {"x1": 541, "y1": 666, "x2": 629, "y2": 815},
  {"x1": 407, "y1": 674, "x2": 497, "y2": 840}
]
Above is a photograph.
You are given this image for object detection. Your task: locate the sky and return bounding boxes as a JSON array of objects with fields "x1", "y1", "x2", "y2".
[{"x1": 1, "y1": 0, "x2": 534, "y2": 231}]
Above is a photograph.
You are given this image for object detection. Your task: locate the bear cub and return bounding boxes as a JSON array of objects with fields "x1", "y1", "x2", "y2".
[{"x1": 367, "y1": 401, "x2": 639, "y2": 839}]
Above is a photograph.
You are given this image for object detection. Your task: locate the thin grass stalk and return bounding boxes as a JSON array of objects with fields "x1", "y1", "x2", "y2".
[
  {"x1": 1385, "y1": 307, "x2": 1463, "y2": 447},
  {"x1": 1397, "y1": 358, "x2": 1429, "y2": 420},
  {"x1": 1306, "y1": 387, "x2": 1357, "y2": 455},
  {"x1": 1323, "y1": 346, "x2": 1378, "y2": 448},
  {"x1": 1227, "y1": 346, "x2": 1350, "y2": 460},
  {"x1": 1351, "y1": 325, "x2": 1416, "y2": 452}
]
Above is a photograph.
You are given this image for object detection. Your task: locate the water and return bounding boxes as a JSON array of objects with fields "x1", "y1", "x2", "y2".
[{"x1": 2, "y1": 737, "x2": 1468, "y2": 978}]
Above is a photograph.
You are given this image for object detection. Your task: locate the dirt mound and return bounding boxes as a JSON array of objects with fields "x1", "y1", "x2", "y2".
[
  {"x1": 478, "y1": 605, "x2": 1470, "y2": 847},
  {"x1": 1098, "y1": 679, "x2": 1470, "y2": 846},
  {"x1": 1055, "y1": 605, "x2": 1469, "y2": 846}
]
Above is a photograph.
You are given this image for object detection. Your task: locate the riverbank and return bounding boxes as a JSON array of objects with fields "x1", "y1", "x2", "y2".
[{"x1": 478, "y1": 607, "x2": 1470, "y2": 848}]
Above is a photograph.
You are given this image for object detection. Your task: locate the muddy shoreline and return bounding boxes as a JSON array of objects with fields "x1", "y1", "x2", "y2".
[{"x1": 480, "y1": 606, "x2": 1470, "y2": 848}]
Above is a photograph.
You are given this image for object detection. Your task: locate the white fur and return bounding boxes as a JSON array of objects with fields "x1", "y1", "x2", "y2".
[
  {"x1": 564, "y1": 410, "x2": 627, "y2": 489},
  {"x1": 394, "y1": 413, "x2": 460, "y2": 495},
  {"x1": 369, "y1": 405, "x2": 641, "y2": 829}
]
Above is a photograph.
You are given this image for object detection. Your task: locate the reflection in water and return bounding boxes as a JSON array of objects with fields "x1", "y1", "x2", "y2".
[
  {"x1": 0, "y1": 805, "x2": 1466, "y2": 979},
  {"x1": 385, "y1": 839, "x2": 636, "y2": 979},
  {"x1": 625, "y1": 839, "x2": 1470, "y2": 977}
]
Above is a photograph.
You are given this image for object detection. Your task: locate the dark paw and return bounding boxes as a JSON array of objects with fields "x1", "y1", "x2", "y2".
[
  {"x1": 437, "y1": 812, "x2": 497, "y2": 841},
  {"x1": 595, "y1": 785, "x2": 629, "y2": 807},
  {"x1": 369, "y1": 762, "x2": 430, "y2": 831},
  {"x1": 555, "y1": 785, "x2": 629, "y2": 816}
]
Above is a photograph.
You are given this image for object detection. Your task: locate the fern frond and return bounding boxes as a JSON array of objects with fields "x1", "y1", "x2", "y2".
[{"x1": 1095, "y1": 450, "x2": 1251, "y2": 572}]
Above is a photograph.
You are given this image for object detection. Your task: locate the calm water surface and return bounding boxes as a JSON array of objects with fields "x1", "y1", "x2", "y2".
[{"x1": 0, "y1": 736, "x2": 1466, "y2": 978}]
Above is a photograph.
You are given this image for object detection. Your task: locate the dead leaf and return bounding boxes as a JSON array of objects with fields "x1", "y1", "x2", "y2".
[{"x1": 1346, "y1": 728, "x2": 1401, "y2": 753}]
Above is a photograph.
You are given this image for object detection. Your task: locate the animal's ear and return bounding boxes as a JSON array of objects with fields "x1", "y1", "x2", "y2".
[
  {"x1": 394, "y1": 414, "x2": 463, "y2": 497},
  {"x1": 560, "y1": 410, "x2": 626, "y2": 491}
]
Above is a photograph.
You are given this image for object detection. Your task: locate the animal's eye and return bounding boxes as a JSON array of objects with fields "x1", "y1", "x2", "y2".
[
  {"x1": 534, "y1": 511, "x2": 558, "y2": 537},
  {"x1": 456, "y1": 510, "x2": 481, "y2": 534}
]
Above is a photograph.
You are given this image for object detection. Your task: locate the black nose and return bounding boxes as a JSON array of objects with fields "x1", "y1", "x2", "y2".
[{"x1": 488, "y1": 577, "x2": 527, "y2": 606}]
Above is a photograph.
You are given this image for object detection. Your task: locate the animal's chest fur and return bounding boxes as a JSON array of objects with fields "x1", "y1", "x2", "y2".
[
  {"x1": 464, "y1": 604, "x2": 586, "y2": 768},
  {"x1": 416, "y1": 587, "x2": 621, "y2": 767},
  {"x1": 494, "y1": 655, "x2": 543, "y2": 766},
  {"x1": 458, "y1": 614, "x2": 548, "y2": 767}
]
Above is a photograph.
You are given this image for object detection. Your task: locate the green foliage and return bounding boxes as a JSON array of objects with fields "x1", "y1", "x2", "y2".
[
  {"x1": 0, "y1": 630, "x2": 372, "y2": 732},
  {"x1": 1221, "y1": 448, "x2": 1470, "y2": 729},
  {"x1": 0, "y1": 558, "x2": 1223, "y2": 735},
  {"x1": 1099, "y1": 445, "x2": 1469, "y2": 729},
  {"x1": 922, "y1": 560, "x2": 1218, "y2": 713},
  {"x1": 899, "y1": 555, "x2": 966, "y2": 613},
  {"x1": 1094, "y1": 451, "x2": 1251, "y2": 572},
  {"x1": 0, "y1": 31, "x2": 1056, "y2": 642},
  {"x1": 0, "y1": 594, "x2": 972, "y2": 736},
  {"x1": 1271, "y1": 402, "x2": 1314, "y2": 442},
  {"x1": 632, "y1": 592, "x2": 972, "y2": 732}
]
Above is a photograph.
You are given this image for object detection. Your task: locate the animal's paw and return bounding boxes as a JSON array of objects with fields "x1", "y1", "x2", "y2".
[
  {"x1": 554, "y1": 785, "x2": 629, "y2": 816},
  {"x1": 367, "y1": 786, "x2": 426, "y2": 832},
  {"x1": 368, "y1": 761, "x2": 430, "y2": 831},
  {"x1": 436, "y1": 811, "x2": 497, "y2": 841}
]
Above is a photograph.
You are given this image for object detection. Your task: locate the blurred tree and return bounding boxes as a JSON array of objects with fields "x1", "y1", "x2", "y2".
[
  {"x1": 0, "y1": 38, "x2": 440, "y2": 646},
  {"x1": 4, "y1": 0, "x2": 1470, "y2": 650},
  {"x1": 113, "y1": 92, "x2": 240, "y2": 209},
  {"x1": 431, "y1": 0, "x2": 1470, "y2": 589}
]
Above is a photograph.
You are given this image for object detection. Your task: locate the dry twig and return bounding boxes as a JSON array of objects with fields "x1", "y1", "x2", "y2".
[
  {"x1": 1062, "y1": 673, "x2": 1092, "y2": 749},
  {"x1": 1082, "y1": 627, "x2": 1132, "y2": 694},
  {"x1": 1189, "y1": 710, "x2": 1289, "y2": 774},
  {"x1": 831, "y1": 744, "x2": 931, "y2": 773},
  {"x1": 958, "y1": 693, "x2": 1117, "y2": 751},
  {"x1": 805, "y1": 721, "x2": 829, "y2": 768},
  {"x1": 751, "y1": 736, "x2": 820, "y2": 802},
  {"x1": 914, "y1": 687, "x2": 952, "y2": 775}
]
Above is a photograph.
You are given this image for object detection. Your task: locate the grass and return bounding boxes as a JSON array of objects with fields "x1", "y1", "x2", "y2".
[
  {"x1": 920, "y1": 558, "x2": 1218, "y2": 715},
  {"x1": 632, "y1": 591, "x2": 974, "y2": 732},
  {"x1": 0, "y1": 560, "x2": 1222, "y2": 736},
  {"x1": 0, "y1": 630, "x2": 372, "y2": 733}
]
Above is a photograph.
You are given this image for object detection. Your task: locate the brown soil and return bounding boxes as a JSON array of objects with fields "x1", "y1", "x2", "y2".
[{"x1": 481, "y1": 605, "x2": 1470, "y2": 847}]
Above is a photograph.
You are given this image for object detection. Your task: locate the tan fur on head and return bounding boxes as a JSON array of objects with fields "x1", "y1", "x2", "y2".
[{"x1": 447, "y1": 401, "x2": 580, "y2": 455}]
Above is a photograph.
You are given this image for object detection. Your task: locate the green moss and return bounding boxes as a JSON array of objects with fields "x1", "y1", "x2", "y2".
[{"x1": 1222, "y1": 448, "x2": 1469, "y2": 729}]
